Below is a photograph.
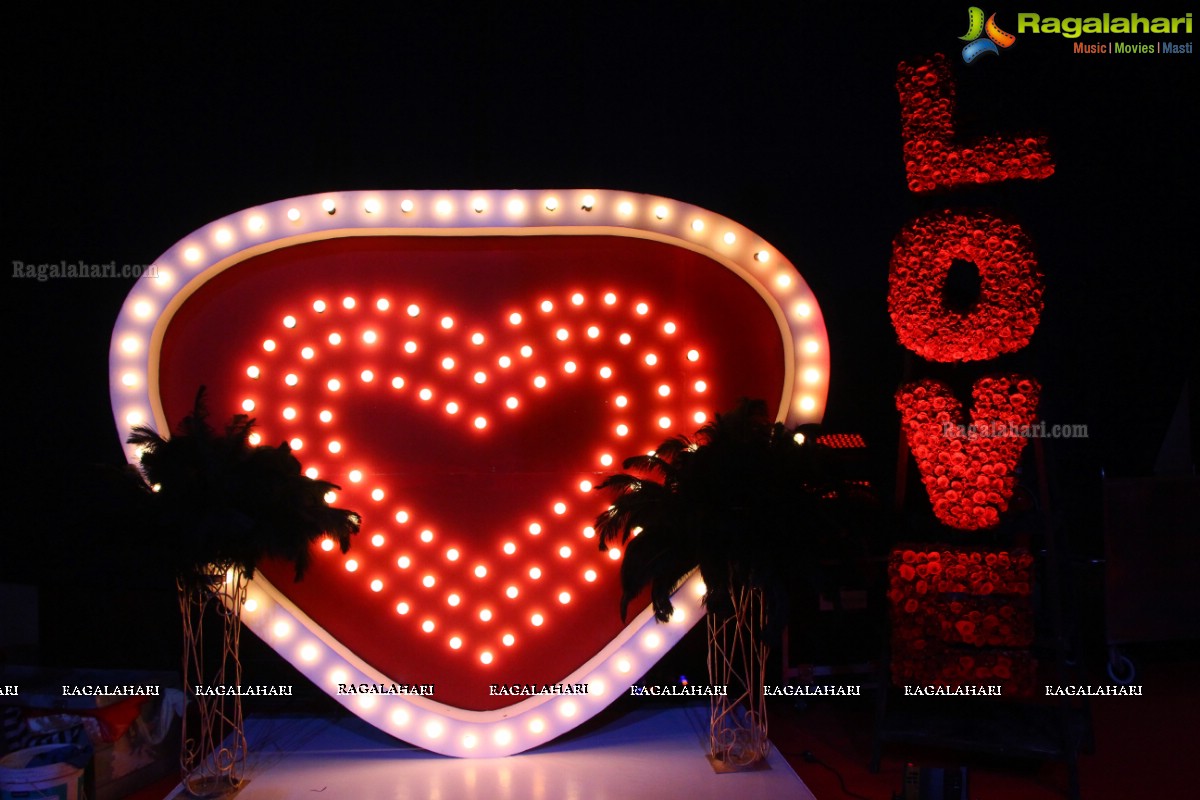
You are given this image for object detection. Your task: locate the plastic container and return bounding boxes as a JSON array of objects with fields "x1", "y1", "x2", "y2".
[{"x1": 0, "y1": 745, "x2": 85, "y2": 800}]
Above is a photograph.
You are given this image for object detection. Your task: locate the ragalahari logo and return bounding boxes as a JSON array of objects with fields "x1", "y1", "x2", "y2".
[{"x1": 960, "y1": 7, "x2": 1017, "y2": 63}]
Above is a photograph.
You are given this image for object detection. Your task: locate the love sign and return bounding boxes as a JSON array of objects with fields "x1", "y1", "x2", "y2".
[
  {"x1": 891, "y1": 55, "x2": 1053, "y2": 530},
  {"x1": 109, "y1": 190, "x2": 829, "y2": 756},
  {"x1": 886, "y1": 54, "x2": 1050, "y2": 693}
]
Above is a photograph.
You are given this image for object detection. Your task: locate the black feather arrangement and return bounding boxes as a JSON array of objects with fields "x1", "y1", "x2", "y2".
[
  {"x1": 128, "y1": 387, "x2": 360, "y2": 589},
  {"x1": 594, "y1": 398, "x2": 870, "y2": 643}
]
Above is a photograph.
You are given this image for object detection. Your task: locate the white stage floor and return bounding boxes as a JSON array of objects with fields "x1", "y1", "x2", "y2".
[{"x1": 164, "y1": 705, "x2": 817, "y2": 799}]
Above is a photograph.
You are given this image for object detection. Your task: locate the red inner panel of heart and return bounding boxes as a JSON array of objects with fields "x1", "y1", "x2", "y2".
[{"x1": 158, "y1": 235, "x2": 785, "y2": 710}]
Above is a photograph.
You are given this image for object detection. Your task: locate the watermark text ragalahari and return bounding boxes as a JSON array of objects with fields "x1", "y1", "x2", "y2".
[
  {"x1": 903, "y1": 685, "x2": 1002, "y2": 696},
  {"x1": 941, "y1": 421, "x2": 1089, "y2": 439},
  {"x1": 629, "y1": 684, "x2": 728, "y2": 696},
  {"x1": 338, "y1": 682, "x2": 434, "y2": 696},
  {"x1": 193, "y1": 684, "x2": 294, "y2": 697},
  {"x1": 1045, "y1": 684, "x2": 1142, "y2": 696},
  {"x1": 13, "y1": 260, "x2": 159, "y2": 282},
  {"x1": 62, "y1": 684, "x2": 161, "y2": 697}
]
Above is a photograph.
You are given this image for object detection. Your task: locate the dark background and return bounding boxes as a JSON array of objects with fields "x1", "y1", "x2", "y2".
[{"x1": 3, "y1": 3, "x2": 1196, "y2": 671}]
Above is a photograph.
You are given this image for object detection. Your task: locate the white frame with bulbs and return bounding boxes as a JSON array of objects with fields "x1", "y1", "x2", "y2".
[{"x1": 109, "y1": 190, "x2": 829, "y2": 757}]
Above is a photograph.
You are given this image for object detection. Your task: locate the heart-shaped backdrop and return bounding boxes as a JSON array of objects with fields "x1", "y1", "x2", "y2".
[{"x1": 110, "y1": 190, "x2": 829, "y2": 755}]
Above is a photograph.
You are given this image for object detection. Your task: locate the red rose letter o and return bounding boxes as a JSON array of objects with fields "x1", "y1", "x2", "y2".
[{"x1": 888, "y1": 212, "x2": 1043, "y2": 363}]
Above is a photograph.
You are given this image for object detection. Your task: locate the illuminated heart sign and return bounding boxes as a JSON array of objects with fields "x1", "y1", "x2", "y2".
[{"x1": 109, "y1": 190, "x2": 829, "y2": 756}]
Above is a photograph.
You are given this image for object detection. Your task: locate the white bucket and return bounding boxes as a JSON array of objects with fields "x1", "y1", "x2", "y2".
[{"x1": 0, "y1": 745, "x2": 85, "y2": 800}]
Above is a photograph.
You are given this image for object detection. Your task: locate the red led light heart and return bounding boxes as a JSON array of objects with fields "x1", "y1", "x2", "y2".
[
  {"x1": 252, "y1": 285, "x2": 703, "y2": 678},
  {"x1": 113, "y1": 190, "x2": 829, "y2": 755}
]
